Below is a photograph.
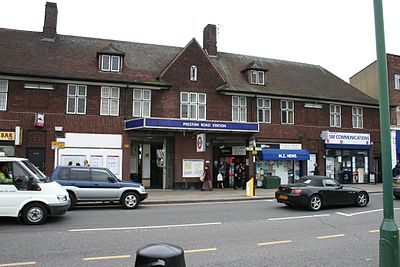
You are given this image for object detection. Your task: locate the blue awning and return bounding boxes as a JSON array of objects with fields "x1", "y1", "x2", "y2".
[{"x1": 259, "y1": 149, "x2": 310, "y2": 161}]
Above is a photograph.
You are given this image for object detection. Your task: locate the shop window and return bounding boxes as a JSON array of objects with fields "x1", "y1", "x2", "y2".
[
  {"x1": 232, "y1": 96, "x2": 247, "y2": 122},
  {"x1": 280, "y1": 100, "x2": 294, "y2": 124},
  {"x1": 133, "y1": 89, "x2": 151, "y2": 117},
  {"x1": 330, "y1": 104, "x2": 341, "y2": 127},
  {"x1": 66, "y1": 84, "x2": 87, "y2": 114},
  {"x1": 257, "y1": 98, "x2": 271, "y2": 123},
  {"x1": 100, "y1": 86, "x2": 120, "y2": 116},
  {"x1": 180, "y1": 92, "x2": 206, "y2": 120},
  {"x1": 352, "y1": 106, "x2": 363, "y2": 129}
]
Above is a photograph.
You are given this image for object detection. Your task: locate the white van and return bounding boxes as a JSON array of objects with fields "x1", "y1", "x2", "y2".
[{"x1": 0, "y1": 157, "x2": 70, "y2": 225}]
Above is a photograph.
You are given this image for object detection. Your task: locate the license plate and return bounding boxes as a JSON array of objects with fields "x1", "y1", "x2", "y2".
[{"x1": 279, "y1": 195, "x2": 288, "y2": 200}]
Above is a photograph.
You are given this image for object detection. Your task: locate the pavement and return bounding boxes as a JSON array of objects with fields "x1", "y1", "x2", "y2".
[{"x1": 143, "y1": 183, "x2": 384, "y2": 205}]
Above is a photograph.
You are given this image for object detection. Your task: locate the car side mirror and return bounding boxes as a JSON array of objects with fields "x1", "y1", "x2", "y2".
[{"x1": 108, "y1": 177, "x2": 115, "y2": 183}]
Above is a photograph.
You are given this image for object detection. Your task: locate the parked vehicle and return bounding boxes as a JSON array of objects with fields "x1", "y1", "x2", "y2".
[
  {"x1": 275, "y1": 175, "x2": 369, "y2": 211},
  {"x1": 0, "y1": 157, "x2": 70, "y2": 225},
  {"x1": 393, "y1": 175, "x2": 400, "y2": 199},
  {"x1": 51, "y1": 166, "x2": 148, "y2": 209}
]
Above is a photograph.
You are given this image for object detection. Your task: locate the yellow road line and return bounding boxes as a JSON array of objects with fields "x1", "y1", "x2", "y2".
[
  {"x1": 257, "y1": 240, "x2": 293, "y2": 246},
  {"x1": 317, "y1": 234, "x2": 345, "y2": 239},
  {"x1": 185, "y1": 248, "x2": 217, "y2": 253},
  {"x1": 0, "y1": 262, "x2": 36, "y2": 267},
  {"x1": 369, "y1": 229, "x2": 379, "y2": 233},
  {"x1": 82, "y1": 255, "x2": 131, "y2": 261}
]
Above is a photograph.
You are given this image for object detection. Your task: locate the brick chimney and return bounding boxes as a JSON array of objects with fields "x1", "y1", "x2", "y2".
[
  {"x1": 42, "y1": 2, "x2": 58, "y2": 40},
  {"x1": 203, "y1": 24, "x2": 217, "y2": 56}
]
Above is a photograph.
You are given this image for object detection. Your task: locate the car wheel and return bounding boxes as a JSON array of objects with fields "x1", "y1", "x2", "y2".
[
  {"x1": 68, "y1": 192, "x2": 77, "y2": 210},
  {"x1": 308, "y1": 195, "x2": 322, "y2": 211},
  {"x1": 22, "y1": 203, "x2": 48, "y2": 225},
  {"x1": 121, "y1": 192, "x2": 140, "y2": 209},
  {"x1": 356, "y1": 192, "x2": 369, "y2": 207}
]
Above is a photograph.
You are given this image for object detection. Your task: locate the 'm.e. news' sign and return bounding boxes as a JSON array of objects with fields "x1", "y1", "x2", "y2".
[
  {"x1": 324, "y1": 132, "x2": 370, "y2": 145},
  {"x1": 278, "y1": 153, "x2": 298, "y2": 159}
]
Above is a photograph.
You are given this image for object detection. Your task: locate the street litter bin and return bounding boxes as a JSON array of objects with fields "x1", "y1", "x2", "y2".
[
  {"x1": 135, "y1": 243, "x2": 186, "y2": 267},
  {"x1": 264, "y1": 176, "x2": 281, "y2": 189}
]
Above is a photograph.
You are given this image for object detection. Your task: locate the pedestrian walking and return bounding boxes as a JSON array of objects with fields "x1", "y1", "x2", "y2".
[
  {"x1": 217, "y1": 163, "x2": 225, "y2": 189},
  {"x1": 313, "y1": 163, "x2": 320, "y2": 175},
  {"x1": 201, "y1": 165, "x2": 212, "y2": 191},
  {"x1": 393, "y1": 161, "x2": 400, "y2": 177}
]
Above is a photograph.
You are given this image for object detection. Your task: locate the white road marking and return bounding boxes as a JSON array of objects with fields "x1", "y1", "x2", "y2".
[
  {"x1": 185, "y1": 248, "x2": 217, "y2": 253},
  {"x1": 337, "y1": 207, "x2": 400, "y2": 217},
  {"x1": 69, "y1": 222, "x2": 222, "y2": 232},
  {"x1": 0, "y1": 263, "x2": 36, "y2": 267},
  {"x1": 83, "y1": 255, "x2": 131, "y2": 261},
  {"x1": 257, "y1": 240, "x2": 293, "y2": 246},
  {"x1": 268, "y1": 214, "x2": 330, "y2": 221},
  {"x1": 317, "y1": 234, "x2": 345, "y2": 239}
]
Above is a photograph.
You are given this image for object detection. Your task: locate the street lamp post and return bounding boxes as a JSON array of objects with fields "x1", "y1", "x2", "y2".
[{"x1": 373, "y1": 0, "x2": 400, "y2": 266}]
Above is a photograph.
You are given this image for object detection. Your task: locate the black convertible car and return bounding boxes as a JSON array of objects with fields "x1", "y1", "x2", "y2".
[{"x1": 275, "y1": 176, "x2": 369, "y2": 211}]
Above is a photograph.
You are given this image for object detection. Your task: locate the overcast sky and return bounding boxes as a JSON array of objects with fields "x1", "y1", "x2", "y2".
[{"x1": 1, "y1": 0, "x2": 399, "y2": 82}]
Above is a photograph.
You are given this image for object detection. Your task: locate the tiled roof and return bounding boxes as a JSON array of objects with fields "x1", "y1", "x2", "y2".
[
  {"x1": 211, "y1": 53, "x2": 378, "y2": 105},
  {"x1": 0, "y1": 27, "x2": 377, "y2": 105},
  {"x1": 0, "y1": 28, "x2": 180, "y2": 84}
]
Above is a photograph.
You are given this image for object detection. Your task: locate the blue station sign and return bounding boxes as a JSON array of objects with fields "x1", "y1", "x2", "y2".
[{"x1": 125, "y1": 118, "x2": 259, "y2": 133}]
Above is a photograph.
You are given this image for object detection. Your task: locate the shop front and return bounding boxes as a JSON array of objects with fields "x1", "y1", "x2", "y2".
[
  {"x1": 125, "y1": 117, "x2": 259, "y2": 189},
  {"x1": 256, "y1": 146, "x2": 310, "y2": 185},
  {"x1": 321, "y1": 131, "x2": 371, "y2": 184}
]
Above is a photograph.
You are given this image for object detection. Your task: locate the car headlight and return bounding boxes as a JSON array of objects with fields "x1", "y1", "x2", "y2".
[
  {"x1": 57, "y1": 195, "x2": 68, "y2": 202},
  {"x1": 140, "y1": 185, "x2": 146, "y2": 192}
]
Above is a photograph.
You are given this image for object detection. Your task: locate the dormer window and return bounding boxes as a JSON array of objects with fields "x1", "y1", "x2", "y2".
[
  {"x1": 100, "y1": 55, "x2": 121, "y2": 72},
  {"x1": 190, "y1": 65, "x2": 198, "y2": 81},
  {"x1": 250, "y1": 70, "x2": 265, "y2": 85}
]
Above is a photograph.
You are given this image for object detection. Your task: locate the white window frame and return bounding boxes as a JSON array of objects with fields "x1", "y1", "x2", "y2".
[
  {"x1": 257, "y1": 98, "x2": 271, "y2": 123},
  {"x1": 180, "y1": 92, "x2": 206, "y2": 120},
  {"x1": 330, "y1": 104, "x2": 341, "y2": 127},
  {"x1": 232, "y1": 96, "x2": 247, "y2": 122},
  {"x1": 395, "y1": 74, "x2": 400, "y2": 90},
  {"x1": 250, "y1": 70, "x2": 265, "y2": 85},
  {"x1": 352, "y1": 106, "x2": 363, "y2": 129},
  {"x1": 190, "y1": 65, "x2": 198, "y2": 82},
  {"x1": 132, "y1": 89, "x2": 151, "y2": 118},
  {"x1": 100, "y1": 86, "x2": 120, "y2": 116},
  {"x1": 66, "y1": 84, "x2": 87, "y2": 114},
  {"x1": 0, "y1": 80, "x2": 8, "y2": 111},
  {"x1": 397, "y1": 107, "x2": 400, "y2": 126},
  {"x1": 280, "y1": 100, "x2": 294, "y2": 124},
  {"x1": 101, "y1": 55, "x2": 121, "y2": 72}
]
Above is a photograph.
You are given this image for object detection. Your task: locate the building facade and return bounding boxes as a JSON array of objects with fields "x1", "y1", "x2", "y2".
[
  {"x1": 350, "y1": 53, "x2": 400, "y2": 179},
  {"x1": 0, "y1": 2, "x2": 381, "y2": 188}
]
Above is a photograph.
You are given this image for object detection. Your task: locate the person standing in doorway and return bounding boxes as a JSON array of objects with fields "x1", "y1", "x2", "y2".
[
  {"x1": 313, "y1": 163, "x2": 320, "y2": 175},
  {"x1": 201, "y1": 165, "x2": 212, "y2": 191}
]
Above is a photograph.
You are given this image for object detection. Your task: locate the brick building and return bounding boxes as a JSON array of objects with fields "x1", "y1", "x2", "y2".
[
  {"x1": 350, "y1": 53, "x2": 400, "y2": 174},
  {"x1": 0, "y1": 2, "x2": 381, "y2": 188}
]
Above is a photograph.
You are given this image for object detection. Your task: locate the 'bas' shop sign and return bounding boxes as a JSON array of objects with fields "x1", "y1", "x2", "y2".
[{"x1": 0, "y1": 131, "x2": 15, "y2": 141}]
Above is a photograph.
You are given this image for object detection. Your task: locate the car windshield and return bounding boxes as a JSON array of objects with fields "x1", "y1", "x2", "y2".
[{"x1": 21, "y1": 160, "x2": 49, "y2": 182}]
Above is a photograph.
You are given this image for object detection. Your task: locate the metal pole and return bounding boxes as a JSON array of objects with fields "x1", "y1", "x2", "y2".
[{"x1": 373, "y1": 0, "x2": 400, "y2": 266}]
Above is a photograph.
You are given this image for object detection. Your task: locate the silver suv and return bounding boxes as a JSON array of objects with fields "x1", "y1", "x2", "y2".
[{"x1": 51, "y1": 166, "x2": 147, "y2": 209}]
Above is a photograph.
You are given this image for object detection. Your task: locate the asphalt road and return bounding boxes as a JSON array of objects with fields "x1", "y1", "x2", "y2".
[{"x1": 0, "y1": 193, "x2": 399, "y2": 267}]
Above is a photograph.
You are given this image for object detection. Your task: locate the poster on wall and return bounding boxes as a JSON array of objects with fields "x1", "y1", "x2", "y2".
[
  {"x1": 90, "y1": 156, "x2": 103, "y2": 167},
  {"x1": 107, "y1": 156, "x2": 120, "y2": 175},
  {"x1": 182, "y1": 159, "x2": 204, "y2": 177},
  {"x1": 61, "y1": 155, "x2": 85, "y2": 166}
]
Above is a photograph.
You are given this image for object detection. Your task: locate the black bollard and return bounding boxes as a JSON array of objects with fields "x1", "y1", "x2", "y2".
[{"x1": 135, "y1": 243, "x2": 186, "y2": 267}]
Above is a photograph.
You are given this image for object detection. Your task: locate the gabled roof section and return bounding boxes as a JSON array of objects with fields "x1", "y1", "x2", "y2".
[
  {"x1": 159, "y1": 38, "x2": 226, "y2": 83},
  {"x1": 211, "y1": 52, "x2": 378, "y2": 105},
  {"x1": 0, "y1": 28, "x2": 180, "y2": 85},
  {"x1": 98, "y1": 43, "x2": 125, "y2": 56},
  {"x1": 241, "y1": 60, "x2": 268, "y2": 73}
]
